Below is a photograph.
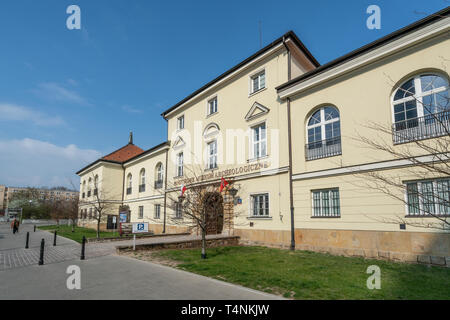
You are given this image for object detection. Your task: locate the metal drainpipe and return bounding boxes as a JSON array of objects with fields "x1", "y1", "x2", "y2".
[
  {"x1": 163, "y1": 146, "x2": 169, "y2": 233},
  {"x1": 121, "y1": 164, "x2": 125, "y2": 217},
  {"x1": 283, "y1": 36, "x2": 295, "y2": 250}
]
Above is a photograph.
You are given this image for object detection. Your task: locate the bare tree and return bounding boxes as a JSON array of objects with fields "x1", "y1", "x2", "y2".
[
  {"x1": 152, "y1": 164, "x2": 244, "y2": 259},
  {"x1": 351, "y1": 72, "x2": 450, "y2": 230}
]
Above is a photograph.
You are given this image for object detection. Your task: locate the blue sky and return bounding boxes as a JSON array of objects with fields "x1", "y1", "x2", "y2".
[{"x1": 0, "y1": 0, "x2": 447, "y2": 188}]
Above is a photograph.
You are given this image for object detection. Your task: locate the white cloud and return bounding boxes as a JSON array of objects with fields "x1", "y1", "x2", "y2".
[
  {"x1": 34, "y1": 82, "x2": 91, "y2": 106},
  {"x1": 122, "y1": 105, "x2": 143, "y2": 114},
  {"x1": 0, "y1": 103, "x2": 65, "y2": 127},
  {"x1": 0, "y1": 138, "x2": 102, "y2": 188}
]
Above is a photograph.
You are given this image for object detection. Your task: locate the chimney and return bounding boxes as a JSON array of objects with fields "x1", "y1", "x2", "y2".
[{"x1": 129, "y1": 131, "x2": 133, "y2": 144}]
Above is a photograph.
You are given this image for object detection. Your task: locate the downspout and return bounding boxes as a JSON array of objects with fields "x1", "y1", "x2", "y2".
[
  {"x1": 121, "y1": 164, "x2": 126, "y2": 221},
  {"x1": 163, "y1": 146, "x2": 169, "y2": 233},
  {"x1": 283, "y1": 36, "x2": 295, "y2": 250}
]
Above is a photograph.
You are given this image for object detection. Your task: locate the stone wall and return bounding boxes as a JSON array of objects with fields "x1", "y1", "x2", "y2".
[
  {"x1": 235, "y1": 228, "x2": 450, "y2": 266},
  {"x1": 116, "y1": 236, "x2": 240, "y2": 252}
]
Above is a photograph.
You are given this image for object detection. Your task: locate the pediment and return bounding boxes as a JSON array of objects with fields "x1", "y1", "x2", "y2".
[
  {"x1": 172, "y1": 136, "x2": 186, "y2": 150},
  {"x1": 203, "y1": 123, "x2": 220, "y2": 138},
  {"x1": 245, "y1": 102, "x2": 270, "y2": 121}
]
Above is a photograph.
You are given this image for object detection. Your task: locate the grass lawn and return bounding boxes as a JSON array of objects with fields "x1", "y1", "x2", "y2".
[
  {"x1": 37, "y1": 225, "x2": 117, "y2": 243},
  {"x1": 148, "y1": 246, "x2": 450, "y2": 300}
]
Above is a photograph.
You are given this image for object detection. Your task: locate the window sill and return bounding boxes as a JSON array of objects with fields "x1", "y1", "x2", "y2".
[
  {"x1": 204, "y1": 167, "x2": 218, "y2": 172},
  {"x1": 247, "y1": 155, "x2": 269, "y2": 163},
  {"x1": 247, "y1": 216, "x2": 272, "y2": 220},
  {"x1": 310, "y1": 216, "x2": 341, "y2": 219},
  {"x1": 405, "y1": 214, "x2": 450, "y2": 218},
  {"x1": 248, "y1": 87, "x2": 266, "y2": 98},
  {"x1": 206, "y1": 111, "x2": 218, "y2": 118}
]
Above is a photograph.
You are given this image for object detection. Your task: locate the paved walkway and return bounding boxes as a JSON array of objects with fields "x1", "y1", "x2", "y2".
[
  {"x1": 0, "y1": 222, "x2": 282, "y2": 300},
  {"x1": 0, "y1": 224, "x2": 234, "y2": 270}
]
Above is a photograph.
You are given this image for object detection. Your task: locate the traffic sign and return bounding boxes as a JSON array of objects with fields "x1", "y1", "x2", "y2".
[{"x1": 132, "y1": 222, "x2": 149, "y2": 234}]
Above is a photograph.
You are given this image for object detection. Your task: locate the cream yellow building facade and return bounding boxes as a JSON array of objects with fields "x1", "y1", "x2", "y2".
[{"x1": 77, "y1": 8, "x2": 450, "y2": 263}]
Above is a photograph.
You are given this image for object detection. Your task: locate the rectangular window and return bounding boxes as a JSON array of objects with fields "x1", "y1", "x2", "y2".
[
  {"x1": 208, "y1": 97, "x2": 218, "y2": 115},
  {"x1": 154, "y1": 204, "x2": 161, "y2": 219},
  {"x1": 312, "y1": 189, "x2": 340, "y2": 217},
  {"x1": 138, "y1": 206, "x2": 144, "y2": 219},
  {"x1": 177, "y1": 115, "x2": 184, "y2": 130},
  {"x1": 175, "y1": 202, "x2": 182, "y2": 218},
  {"x1": 251, "y1": 193, "x2": 269, "y2": 217},
  {"x1": 250, "y1": 70, "x2": 265, "y2": 94},
  {"x1": 406, "y1": 179, "x2": 450, "y2": 216},
  {"x1": 207, "y1": 140, "x2": 217, "y2": 169},
  {"x1": 252, "y1": 123, "x2": 267, "y2": 159},
  {"x1": 177, "y1": 152, "x2": 184, "y2": 177}
]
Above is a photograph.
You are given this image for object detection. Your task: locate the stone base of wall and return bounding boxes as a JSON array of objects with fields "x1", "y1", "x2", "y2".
[
  {"x1": 116, "y1": 236, "x2": 240, "y2": 252},
  {"x1": 87, "y1": 232, "x2": 191, "y2": 243},
  {"x1": 235, "y1": 228, "x2": 450, "y2": 266},
  {"x1": 77, "y1": 222, "x2": 189, "y2": 234},
  {"x1": 149, "y1": 223, "x2": 189, "y2": 235},
  {"x1": 77, "y1": 221, "x2": 108, "y2": 231}
]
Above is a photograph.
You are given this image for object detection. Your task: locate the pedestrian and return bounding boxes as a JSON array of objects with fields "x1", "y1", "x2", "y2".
[
  {"x1": 15, "y1": 219, "x2": 20, "y2": 233},
  {"x1": 11, "y1": 218, "x2": 18, "y2": 234}
]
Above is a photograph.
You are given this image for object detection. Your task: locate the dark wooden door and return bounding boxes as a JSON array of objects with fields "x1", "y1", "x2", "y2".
[{"x1": 204, "y1": 192, "x2": 224, "y2": 235}]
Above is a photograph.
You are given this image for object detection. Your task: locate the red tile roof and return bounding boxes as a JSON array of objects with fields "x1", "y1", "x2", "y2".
[{"x1": 101, "y1": 144, "x2": 144, "y2": 162}]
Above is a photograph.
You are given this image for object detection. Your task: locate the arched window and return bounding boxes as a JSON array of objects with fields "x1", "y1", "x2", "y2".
[
  {"x1": 306, "y1": 106, "x2": 341, "y2": 160},
  {"x1": 82, "y1": 181, "x2": 86, "y2": 199},
  {"x1": 127, "y1": 173, "x2": 132, "y2": 195},
  {"x1": 139, "y1": 169, "x2": 146, "y2": 192},
  {"x1": 392, "y1": 73, "x2": 449, "y2": 143},
  {"x1": 155, "y1": 162, "x2": 164, "y2": 189},
  {"x1": 87, "y1": 178, "x2": 92, "y2": 197},
  {"x1": 94, "y1": 175, "x2": 99, "y2": 196}
]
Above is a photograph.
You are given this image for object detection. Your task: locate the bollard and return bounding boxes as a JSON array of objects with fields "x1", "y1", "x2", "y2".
[
  {"x1": 25, "y1": 232, "x2": 30, "y2": 249},
  {"x1": 81, "y1": 236, "x2": 86, "y2": 260},
  {"x1": 38, "y1": 239, "x2": 45, "y2": 265},
  {"x1": 53, "y1": 230, "x2": 57, "y2": 246},
  {"x1": 34, "y1": 225, "x2": 36, "y2": 232}
]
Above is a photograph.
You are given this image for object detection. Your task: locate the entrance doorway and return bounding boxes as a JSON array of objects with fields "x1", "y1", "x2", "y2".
[
  {"x1": 203, "y1": 192, "x2": 224, "y2": 235},
  {"x1": 106, "y1": 215, "x2": 118, "y2": 230}
]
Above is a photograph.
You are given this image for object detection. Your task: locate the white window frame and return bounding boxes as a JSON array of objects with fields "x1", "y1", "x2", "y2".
[
  {"x1": 250, "y1": 122, "x2": 267, "y2": 159},
  {"x1": 176, "y1": 152, "x2": 184, "y2": 177},
  {"x1": 405, "y1": 178, "x2": 450, "y2": 217},
  {"x1": 140, "y1": 169, "x2": 146, "y2": 185},
  {"x1": 207, "y1": 96, "x2": 218, "y2": 116},
  {"x1": 207, "y1": 140, "x2": 218, "y2": 169},
  {"x1": 156, "y1": 163, "x2": 164, "y2": 182},
  {"x1": 249, "y1": 193, "x2": 270, "y2": 217},
  {"x1": 249, "y1": 69, "x2": 266, "y2": 95},
  {"x1": 306, "y1": 106, "x2": 340, "y2": 144},
  {"x1": 154, "y1": 204, "x2": 161, "y2": 219},
  {"x1": 127, "y1": 174, "x2": 132, "y2": 188},
  {"x1": 177, "y1": 115, "x2": 185, "y2": 131},
  {"x1": 391, "y1": 73, "x2": 449, "y2": 124},
  {"x1": 175, "y1": 202, "x2": 182, "y2": 218},
  {"x1": 138, "y1": 206, "x2": 144, "y2": 219},
  {"x1": 311, "y1": 188, "x2": 341, "y2": 218}
]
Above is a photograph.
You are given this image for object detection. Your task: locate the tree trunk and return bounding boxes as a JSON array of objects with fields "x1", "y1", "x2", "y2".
[
  {"x1": 201, "y1": 227, "x2": 207, "y2": 259},
  {"x1": 71, "y1": 219, "x2": 75, "y2": 232},
  {"x1": 97, "y1": 218, "x2": 100, "y2": 239}
]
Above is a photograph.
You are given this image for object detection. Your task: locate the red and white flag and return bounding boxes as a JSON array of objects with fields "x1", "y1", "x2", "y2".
[
  {"x1": 180, "y1": 184, "x2": 187, "y2": 196},
  {"x1": 219, "y1": 177, "x2": 229, "y2": 193}
]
